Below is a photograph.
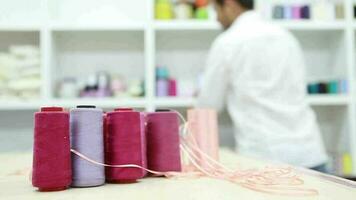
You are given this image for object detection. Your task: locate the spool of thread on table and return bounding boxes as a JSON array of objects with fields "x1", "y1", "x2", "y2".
[
  {"x1": 70, "y1": 105, "x2": 105, "y2": 187},
  {"x1": 187, "y1": 109, "x2": 219, "y2": 168},
  {"x1": 32, "y1": 107, "x2": 71, "y2": 191},
  {"x1": 146, "y1": 110, "x2": 181, "y2": 173},
  {"x1": 105, "y1": 108, "x2": 146, "y2": 182}
]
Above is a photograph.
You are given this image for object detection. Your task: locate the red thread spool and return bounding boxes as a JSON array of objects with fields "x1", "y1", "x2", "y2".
[
  {"x1": 105, "y1": 108, "x2": 146, "y2": 182},
  {"x1": 146, "y1": 110, "x2": 181, "y2": 172},
  {"x1": 196, "y1": 0, "x2": 208, "y2": 7},
  {"x1": 32, "y1": 107, "x2": 71, "y2": 191}
]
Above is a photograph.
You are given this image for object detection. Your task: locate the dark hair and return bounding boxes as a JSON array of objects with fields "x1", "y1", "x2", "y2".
[{"x1": 215, "y1": 0, "x2": 254, "y2": 10}]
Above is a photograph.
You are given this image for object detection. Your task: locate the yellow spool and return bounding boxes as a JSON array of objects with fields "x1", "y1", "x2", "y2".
[{"x1": 155, "y1": 3, "x2": 174, "y2": 20}]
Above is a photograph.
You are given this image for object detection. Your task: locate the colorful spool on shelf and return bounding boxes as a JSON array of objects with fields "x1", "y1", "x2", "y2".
[
  {"x1": 155, "y1": 0, "x2": 209, "y2": 20},
  {"x1": 156, "y1": 66, "x2": 177, "y2": 97},
  {"x1": 32, "y1": 107, "x2": 71, "y2": 191},
  {"x1": 155, "y1": 0, "x2": 174, "y2": 20},
  {"x1": 70, "y1": 105, "x2": 105, "y2": 187},
  {"x1": 272, "y1": 2, "x2": 343, "y2": 20},
  {"x1": 307, "y1": 80, "x2": 348, "y2": 95}
]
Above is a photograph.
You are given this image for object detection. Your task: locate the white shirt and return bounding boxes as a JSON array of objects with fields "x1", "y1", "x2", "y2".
[{"x1": 197, "y1": 11, "x2": 328, "y2": 168}]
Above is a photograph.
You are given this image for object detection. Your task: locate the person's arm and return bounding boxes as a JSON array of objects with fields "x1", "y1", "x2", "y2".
[{"x1": 196, "y1": 39, "x2": 230, "y2": 112}]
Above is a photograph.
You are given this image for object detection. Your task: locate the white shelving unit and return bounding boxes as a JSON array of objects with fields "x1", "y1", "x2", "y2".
[{"x1": 0, "y1": 0, "x2": 356, "y2": 175}]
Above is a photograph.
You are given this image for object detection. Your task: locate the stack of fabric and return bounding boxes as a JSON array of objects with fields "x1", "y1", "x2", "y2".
[{"x1": 0, "y1": 45, "x2": 41, "y2": 100}]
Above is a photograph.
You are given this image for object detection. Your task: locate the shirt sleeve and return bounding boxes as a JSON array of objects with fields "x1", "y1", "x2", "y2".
[{"x1": 196, "y1": 38, "x2": 230, "y2": 112}]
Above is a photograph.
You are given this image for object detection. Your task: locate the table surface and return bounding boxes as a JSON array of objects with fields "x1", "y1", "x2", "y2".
[{"x1": 1, "y1": 150, "x2": 356, "y2": 200}]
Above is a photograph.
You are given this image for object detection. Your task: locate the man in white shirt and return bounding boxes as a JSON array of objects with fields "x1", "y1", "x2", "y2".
[{"x1": 197, "y1": 0, "x2": 328, "y2": 172}]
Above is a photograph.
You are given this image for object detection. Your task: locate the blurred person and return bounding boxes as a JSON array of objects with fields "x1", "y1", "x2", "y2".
[{"x1": 197, "y1": 0, "x2": 328, "y2": 173}]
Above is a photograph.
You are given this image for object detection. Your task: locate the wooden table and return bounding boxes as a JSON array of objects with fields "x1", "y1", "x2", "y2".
[{"x1": 1, "y1": 150, "x2": 356, "y2": 200}]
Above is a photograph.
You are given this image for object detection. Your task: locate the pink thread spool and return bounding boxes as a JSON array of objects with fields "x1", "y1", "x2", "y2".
[
  {"x1": 292, "y1": 6, "x2": 302, "y2": 19},
  {"x1": 187, "y1": 109, "x2": 219, "y2": 167},
  {"x1": 105, "y1": 108, "x2": 146, "y2": 182}
]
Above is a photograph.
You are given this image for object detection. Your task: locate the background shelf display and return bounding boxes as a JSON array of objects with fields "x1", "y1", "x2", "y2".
[
  {"x1": 51, "y1": 30, "x2": 145, "y2": 99},
  {"x1": 0, "y1": 0, "x2": 355, "y2": 177}
]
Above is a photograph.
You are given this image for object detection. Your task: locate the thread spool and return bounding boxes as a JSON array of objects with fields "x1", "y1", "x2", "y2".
[
  {"x1": 187, "y1": 109, "x2": 219, "y2": 168},
  {"x1": 292, "y1": 6, "x2": 301, "y2": 19},
  {"x1": 70, "y1": 105, "x2": 105, "y2": 187},
  {"x1": 327, "y1": 81, "x2": 338, "y2": 94},
  {"x1": 339, "y1": 80, "x2": 348, "y2": 94},
  {"x1": 195, "y1": 7, "x2": 209, "y2": 20},
  {"x1": 105, "y1": 108, "x2": 146, "y2": 182},
  {"x1": 168, "y1": 79, "x2": 177, "y2": 96},
  {"x1": 283, "y1": 5, "x2": 293, "y2": 19},
  {"x1": 32, "y1": 107, "x2": 71, "y2": 191},
  {"x1": 307, "y1": 83, "x2": 319, "y2": 94},
  {"x1": 155, "y1": 0, "x2": 174, "y2": 20},
  {"x1": 318, "y1": 83, "x2": 328, "y2": 94},
  {"x1": 301, "y1": 5, "x2": 310, "y2": 19},
  {"x1": 146, "y1": 110, "x2": 181, "y2": 173},
  {"x1": 273, "y1": 5, "x2": 284, "y2": 19},
  {"x1": 156, "y1": 79, "x2": 169, "y2": 97}
]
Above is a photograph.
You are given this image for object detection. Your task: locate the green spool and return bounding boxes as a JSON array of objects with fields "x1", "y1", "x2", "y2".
[
  {"x1": 327, "y1": 81, "x2": 339, "y2": 94},
  {"x1": 195, "y1": 7, "x2": 209, "y2": 19}
]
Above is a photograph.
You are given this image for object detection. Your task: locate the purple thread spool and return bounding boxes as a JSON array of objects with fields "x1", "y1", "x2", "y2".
[
  {"x1": 156, "y1": 79, "x2": 169, "y2": 97},
  {"x1": 292, "y1": 6, "x2": 301, "y2": 19},
  {"x1": 70, "y1": 105, "x2": 105, "y2": 187}
]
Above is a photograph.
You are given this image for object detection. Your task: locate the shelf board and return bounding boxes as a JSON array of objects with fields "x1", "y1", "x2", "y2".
[
  {"x1": 272, "y1": 21, "x2": 346, "y2": 30},
  {"x1": 0, "y1": 95, "x2": 350, "y2": 110},
  {"x1": 50, "y1": 22, "x2": 145, "y2": 31},
  {"x1": 0, "y1": 98, "x2": 147, "y2": 110},
  {"x1": 51, "y1": 98, "x2": 147, "y2": 108},
  {"x1": 154, "y1": 20, "x2": 221, "y2": 31},
  {"x1": 154, "y1": 97, "x2": 196, "y2": 108},
  {"x1": 307, "y1": 95, "x2": 350, "y2": 106},
  {"x1": 0, "y1": 24, "x2": 41, "y2": 31},
  {"x1": 155, "y1": 95, "x2": 350, "y2": 108}
]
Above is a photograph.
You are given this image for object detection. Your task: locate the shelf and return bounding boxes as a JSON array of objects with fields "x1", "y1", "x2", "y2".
[
  {"x1": 154, "y1": 20, "x2": 221, "y2": 31},
  {"x1": 154, "y1": 97, "x2": 196, "y2": 108},
  {"x1": 0, "y1": 95, "x2": 349, "y2": 110},
  {"x1": 153, "y1": 95, "x2": 350, "y2": 108},
  {"x1": 50, "y1": 22, "x2": 145, "y2": 31},
  {"x1": 307, "y1": 95, "x2": 350, "y2": 106},
  {"x1": 0, "y1": 98, "x2": 147, "y2": 110},
  {"x1": 153, "y1": 20, "x2": 345, "y2": 31},
  {"x1": 272, "y1": 21, "x2": 346, "y2": 30},
  {"x1": 0, "y1": 24, "x2": 41, "y2": 31},
  {"x1": 52, "y1": 98, "x2": 147, "y2": 108}
]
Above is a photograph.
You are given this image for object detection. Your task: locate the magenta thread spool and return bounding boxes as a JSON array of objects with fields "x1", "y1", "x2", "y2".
[
  {"x1": 105, "y1": 108, "x2": 146, "y2": 182},
  {"x1": 70, "y1": 105, "x2": 105, "y2": 187},
  {"x1": 32, "y1": 107, "x2": 71, "y2": 191},
  {"x1": 146, "y1": 110, "x2": 181, "y2": 172},
  {"x1": 168, "y1": 79, "x2": 177, "y2": 96}
]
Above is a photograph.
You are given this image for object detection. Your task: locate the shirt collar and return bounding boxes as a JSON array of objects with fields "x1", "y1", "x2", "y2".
[{"x1": 229, "y1": 10, "x2": 260, "y2": 30}]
